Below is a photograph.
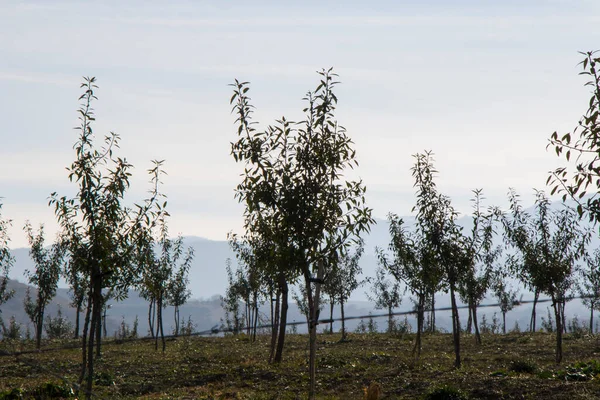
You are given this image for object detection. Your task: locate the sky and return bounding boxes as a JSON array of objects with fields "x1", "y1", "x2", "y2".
[{"x1": 1, "y1": 0, "x2": 600, "y2": 248}]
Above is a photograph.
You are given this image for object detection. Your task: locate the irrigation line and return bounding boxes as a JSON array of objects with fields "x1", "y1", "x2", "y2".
[{"x1": 0, "y1": 293, "x2": 593, "y2": 359}]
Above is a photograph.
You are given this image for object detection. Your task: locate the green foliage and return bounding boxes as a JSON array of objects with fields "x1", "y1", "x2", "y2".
[
  {"x1": 502, "y1": 189, "x2": 587, "y2": 362},
  {"x1": 541, "y1": 307, "x2": 554, "y2": 333},
  {"x1": 49, "y1": 77, "x2": 166, "y2": 395},
  {"x1": 567, "y1": 315, "x2": 587, "y2": 339},
  {"x1": 367, "y1": 313, "x2": 378, "y2": 334},
  {"x1": 179, "y1": 316, "x2": 196, "y2": 336},
  {"x1": 508, "y1": 359, "x2": 537, "y2": 374},
  {"x1": 44, "y1": 306, "x2": 73, "y2": 340},
  {"x1": 32, "y1": 382, "x2": 74, "y2": 399},
  {"x1": 0, "y1": 202, "x2": 15, "y2": 314},
  {"x1": 423, "y1": 385, "x2": 468, "y2": 400},
  {"x1": 1, "y1": 315, "x2": 22, "y2": 340},
  {"x1": 137, "y1": 215, "x2": 194, "y2": 347},
  {"x1": 548, "y1": 50, "x2": 600, "y2": 222},
  {"x1": 556, "y1": 360, "x2": 600, "y2": 381},
  {"x1": 366, "y1": 266, "x2": 401, "y2": 333},
  {"x1": 23, "y1": 222, "x2": 65, "y2": 348},
  {"x1": 230, "y1": 69, "x2": 373, "y2": 397},
  {"x1": 94, "y1": 371, "x2": 115, "y2": 386},
  {"x1": 220, "y1": 258, "x2": 247, "y2": 335},
  {"x1": 0, "y1": 388, "x2": 25, "y2": 400}
]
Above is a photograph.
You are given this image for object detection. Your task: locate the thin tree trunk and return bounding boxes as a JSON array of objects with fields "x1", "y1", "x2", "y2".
[
  {"x1": 74, "y1": 303, "x2": 81, "y2": 339},
  {"x1": 78, "y1": 293, "x2": 92, "y2": 389},
  {"x1": 253, "y1": 302, "x2": 259, "y2": 342},
  {"x1": 431, "y1": 292, "x2": 436, "y2": 333},
  {"x1": 174, "y1": 305, "x2": 179, "y2": 337},
  {"x1": 36, "y1": 308, "x2": 44, "y2": 349},
  {"x1": 246, "y1": 300, "x2": 251, "y2": 336},
  {"x1": 590, "y1": 307, "x2": 594, "y2": 334},
  {"x1": 472, "y1": 303, "x2": 481, "y2": 344},
  {"x1": 269, "y1": 289, "x2": 280, "y2": 363},
  {"x1": 148, "y1": 298, "x2": 155, "y2": 339},
  {"x1": 86, "y1": 275, "x2": 102, "y2": 400},
  {"x1": 388, "y1": 305, "x2": 393, "y2": 333},
  {"x1": 466, "y1": 302, "x2": 473, "y2": 334},
  {"x1": 274, "y1": 279, "x2": 288, "y2": 364},
  {"x1": 340, "y1": 298, "x2": 346, "y2": 341},
  {"x1": 159, "y1": 300, "x2": 165, "y2": 352},
  {"x1": 553, "y1": 300, "x2": 563, "y2": 363},
  {"x1": 413, "y1": 293, "x2": 424, "y2": 359},
  {"x1": 329, "y1": 301, "x2": 334, "y2": 334},
  {"x1": 530, "y1": 289, "x2": 539, "y2": 332},
  {"x1": 502, "y1": 311, "x2": 507, "y2": 335},
  {"x1": 95, "y1": 306, "x2": 101, "y2": 358},
  {"x1": 450, "y1": 284, "x2": 461, "y2": 369},
  {"x1": 560, "y1": 296, "x2": 567, "y2": 333},
  {"x1": 308, "y1": 261, "x2": 324, "y2": 400}
]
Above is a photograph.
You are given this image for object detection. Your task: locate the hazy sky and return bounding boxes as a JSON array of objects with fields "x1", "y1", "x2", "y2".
[{"x1": 1, "y1": 1, "x2": 599, "y2": 248}]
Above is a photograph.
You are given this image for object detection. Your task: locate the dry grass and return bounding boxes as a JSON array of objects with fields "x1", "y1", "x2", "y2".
[{"x1": 1, "y1": 332, "x2": 600, "y2": 399}]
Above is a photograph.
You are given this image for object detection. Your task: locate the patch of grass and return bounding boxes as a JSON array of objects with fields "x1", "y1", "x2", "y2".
[
  {"x1": 556, "y1": 360, "x2": 600, "y2": 381},
  {"x1": 508, "y1": 359, "x2": 537, "y2": 374},
  {"x1": 2, "y1": 332, "x2": 600, "y2": 398},
  {"x1": 423, "y1": 384, "x2": 468, "y2": 400}
]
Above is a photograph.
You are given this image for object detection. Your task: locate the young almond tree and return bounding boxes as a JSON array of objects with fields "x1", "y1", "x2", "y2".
[
  {"x1": 367, "y1": 265, "x2": 402, "y2": 335},
  {"x1": 50, "y1": 77, "x2": 165, "y2": 398},
  {"x1": 167, "y1": 251, "x2": 193, "y2": 338},
  {"x1": 23, "y1": 222, "x2": 65, "y2": 349},
  {"x1": 228, "y1": 234, "x2": 267, "y2": 341},
  {"x1": 322, "y1": 242, "x2": 364, "y2": 340},
  {"x1": 230, "y1": 70, "x2": 373, "y2": 399},
  {"x1": 578, "y1": 248, "x2": 600, "y2": 333},
  {"x1": 458, "y1": 190, "x2": 500, "y2": 345},
  {"x1": 493, "y1": 275, "x2": 520, "y2": 334},
  {"x1": 376, "y1": 215, "x2": 440, "y2": 358},
  {"x1": 138, "y1": 215, "x2": 193, "y2": 351},
  {"x1": 503, "y1": 189, "x2": 587, "y2": 363},
  {"x1": 0, "y1": 202, "x2": 15, "y2": 318},
  {"x1": 411, "y1": 151, "x2": 470, "y2": 368}
]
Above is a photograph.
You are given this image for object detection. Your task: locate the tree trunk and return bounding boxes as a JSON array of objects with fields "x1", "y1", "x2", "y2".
[
  {"x1": 78, "y1": 293, "x2": 92, "y2": 389},
  {"x1": 174, "y1": 305, "x2": 180, "y2": 337},
  {"x1": 340, "y1": 298, "x2": 346, "y2": 341},
  {"x1": 560, "y1": 296, "x2": 567, "y2": 333},
  {"x1": 472, "y1": 303, "x2": 481, "y2": 344},
  {"x1": 246, "y1": 300, "x2": 251, "y2": 337},
  {"x1": 413, "y1": 293, "x2": 424, "y2": 359},
  {"x1": 155, "y1": 294, "x2": 165, "y2": 352},
  {"x1": 148, "y1": 298, "x2": 155, "y2": 338},
  {"x1": 74, "y1": 303, "x2": 81, "y2": 339},
  {"x1": 36, "y1": 308, "x2": 44, "y2": 349},
  {"x1": 274, "y1": 278, "x2": 288, "y2": 364},
  {"x1": 329, "y1": 301, "x2": 334, "y2": 334},
  {"x1": 95, "y1": 304, "x2": 102, "y2": 358},
  {"x1": 388, "y1": 305, "x2": 393, "y2": 333},
  {"x1": 530, "y1": 289, "x2": 539, "y2": 332},
  {"x1": 430, "y1": 292, "x2": 436, "y2": 333},
  {"x1": 307, "y1": 262, "x2": 324, "y2": 400},
  {"x1": 449, "y1": 284, "x2": 461, "y2": 369},
  {"x1": 466, "y1": 303, "x2": 473, "y2": 334},
  {"x1": 590, "y1": 306, "x2": 594, "y2": 334},
  {"x1": 553, "y1": 300, "x2": 563, "y2": 363},
  {"x1": 85, "y1": 274, "x2": 102, "y2": 400},
  {"x1": 502, "y1": 311, "x2": 507, "y2": 335},
  {"x1": 269, "y1": 289, "x2": 280, "y2": 363},
  {"x1": 253, "y1": 301, "x2": 259, "y2": 342},
  {"x1": 159, "y1": 301, "x2": 165, "y2": 352}
]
